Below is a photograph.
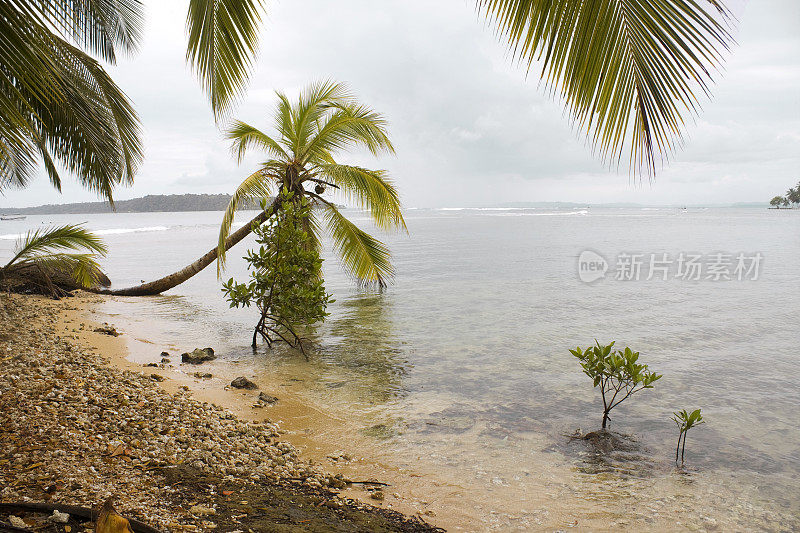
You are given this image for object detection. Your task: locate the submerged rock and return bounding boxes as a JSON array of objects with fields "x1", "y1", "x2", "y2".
[
  {"x1": 258, "y1": 392, "x2": 278, "y2": 404},
  {"x1": 231, "y1": 377, "x2": 258, "y2": 390},
  {"x1": 181, "y1": 347, "x2": 216, "y2": 364}
]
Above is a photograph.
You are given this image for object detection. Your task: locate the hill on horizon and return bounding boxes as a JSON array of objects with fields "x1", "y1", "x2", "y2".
[{"x1": 0, "y1": 194, "x2": 264, "y2": 215}]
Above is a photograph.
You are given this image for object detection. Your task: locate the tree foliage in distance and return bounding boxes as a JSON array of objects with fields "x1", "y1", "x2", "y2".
[
  {"x1": 222, "y1": 190, "x2": 333, "y2": 356},
  {"x1": 0, "y1": 0, "x2": 144, "y2": 202},
  {"x1": 570, "y1": 341, "x2": 662, "y2": 429},
  {"x1": 671, "y1": 408, "x2": 704, "y2": 466},
  {"x1": 0, "y1": 224, "x2": 109, "y2": 296},
  {"x1": 770, "y1": 196, "x2": 786, "y2": 208}
]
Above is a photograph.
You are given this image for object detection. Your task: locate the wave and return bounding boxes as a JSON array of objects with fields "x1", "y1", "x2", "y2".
[
  {"x1": 94, "y1": 226, "x2": 170, "y2": 235},
  {"x1": 489, "y1": 209, "x2": 589, "y2": 217},
  {"x1": 0, "y1": 225, "x2": 170, "y2": 240}
]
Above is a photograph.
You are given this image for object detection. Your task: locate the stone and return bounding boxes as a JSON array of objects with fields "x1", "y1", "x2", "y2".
[
  {"x1": 231, "y1": 377, "x2": 258, "y2": 390},
  {"x1": 93, "y1": 324, "x2": 119, "y2": 336},
  {"x1": 49, "y1": 510, "x2": 70, "y2": 523},
  {"x1": 370, "y1": 490, "x2": 385, "y2": 501},
  {"x1": 9, "y1": 516, "x2": 26, "y2": 528},
  {"x1": 161, "y1": 358, "x2": 171, "y2": 364},
  {"x1": 181, "y1": 348, "x2": 216, "y2": 364},
  {"x1": 150, "y1": 374, "x2": 166, "y2": 382},
  {"x1": 258, "y1": 392, "x2": 278, "y2": 404},
  {"x1": 189, "y1": 505, "x2": 216, "y2": 516},
  {"x1": 193, "y1": 372, "x2": 213, "y2": 379}
]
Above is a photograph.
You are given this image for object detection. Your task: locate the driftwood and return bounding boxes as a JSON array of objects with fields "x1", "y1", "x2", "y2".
[
  {"x1": 0, "y1": 262, "x2": 110, "y2": 298},
  {"x1": 0, "y1": 501, "x2": 161, "y2": 533}
]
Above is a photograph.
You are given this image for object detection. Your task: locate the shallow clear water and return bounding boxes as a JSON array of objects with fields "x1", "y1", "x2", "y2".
[{"x1": 3, "y1": 207, "x2": 798, "y2": 529}]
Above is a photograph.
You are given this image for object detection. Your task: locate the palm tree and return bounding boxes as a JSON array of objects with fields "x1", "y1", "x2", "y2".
[
  {"x1": 107, "y1": 1, "x2": 735, "y2": 295},
  {"x1": 0, "y1": 0, "x2": 145, "y2": 201},
  {"x1": 787, "y1": 187, "x2": 800, "y2": 208},
  {"x1": 0, "y1": 224, "x2": 109, "y2": 297},
  {"x1": 105, "y1": 81, "x2": 405, "y2": 295}
]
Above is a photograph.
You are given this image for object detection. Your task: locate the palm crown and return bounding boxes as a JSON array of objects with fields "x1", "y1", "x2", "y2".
[{"x1": 218, "y1": 81, "x2": 406, "y2": 287}]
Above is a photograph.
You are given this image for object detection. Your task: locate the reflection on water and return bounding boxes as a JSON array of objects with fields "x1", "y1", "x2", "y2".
[{"x1": 70, "y1": 207, "x2": 800, "y2": 530}]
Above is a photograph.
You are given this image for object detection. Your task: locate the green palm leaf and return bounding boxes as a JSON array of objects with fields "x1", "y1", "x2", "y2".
[
  {"x1": 2, "y1": 223, "x2": 108, "y2": 289},
  {"x1": 186, "y1": 0, "x2": 267, "y2": 120},
  {"x1": 0, "y1": 1, "x2": 143, "y2": 202},
  {"x1": 317, "y1": 164, "x2": 406, "y2": 232},
  {"x1": 477, "y1": 0, "x2": 733, "y2": 176},
  {"x1": 321, "y1": 202, "x2": 394, "y2": 288},
  {"x1": 5, "y1": 223, "x2": 107, "y2": 269}
]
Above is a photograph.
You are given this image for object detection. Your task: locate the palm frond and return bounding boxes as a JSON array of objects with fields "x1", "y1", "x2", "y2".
[
  {"x1": 217, "y1": 165, "x2": 279, "y2": 272},
  {"x1": 13, "y1": 0, "x2": 144, "y2": 62},
  {"x1": 300, "y1": 104, "x2": 395, "y2": 164},
  {"x1": 227, "y1": 120, "x2": 289, "y2": 162},
  {"x1": 317, "y1": 164, "x2": 406, "y2": 232},
  {"x1": 477, "y1": 0, "x2": 733, "y2": 177},
  {"x1": 24, "y1": 252, "x2": 108, "y2": 288},
  {"x1": 4, "y1": 223, "x2": 107, "y2": 270},
  {"x1": 0, "y1": 6, "x2": 143, "y2": 202},
  {"x1": 320, "y1": 202, "x2": 394, "y2": 287},
  {"x1": 186, "y1": 0, "x2": 267, "y2": 120},
  {"x1": 292, "y1": 80, "x2": 353, "y2": 155}
]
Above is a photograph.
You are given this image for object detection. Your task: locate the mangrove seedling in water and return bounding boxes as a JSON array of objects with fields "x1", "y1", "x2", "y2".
[
  {"x1": 222, "y1": 190, "x2": 333, "y2": 356},
  {"x1": 672, "y1": 408, "x2": 704, "y2": 466},
  {"x1": 570, "y1": 341, "x2": 662, "y2": 430}
]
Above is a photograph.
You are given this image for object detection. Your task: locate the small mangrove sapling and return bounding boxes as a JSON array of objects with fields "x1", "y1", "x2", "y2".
[
  {"x1": 222, "y1": 190, "x2": 333, "y2": 356},
  {"x1": 671, "y1": 408, "x2": 704, "y2": 466},
  {"x1": 570, "y1": 341, "x2": 662, "y2": 430}
]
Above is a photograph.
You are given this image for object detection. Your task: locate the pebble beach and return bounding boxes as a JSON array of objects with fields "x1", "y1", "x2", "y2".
[{"x1": 0, "y1": 293, "x2": 440, "y2": 532}]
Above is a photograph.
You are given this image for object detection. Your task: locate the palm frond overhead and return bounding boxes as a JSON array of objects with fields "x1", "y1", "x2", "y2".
[
  {"x1": 0, "y1": 0, "x2": 144, "y2": 202},
  {"x1": 477, "y1": 0, "x2": 733, "y2": 177},
  {"x1": 186, "y1": 0, "x2": 268, "y2": 120}
]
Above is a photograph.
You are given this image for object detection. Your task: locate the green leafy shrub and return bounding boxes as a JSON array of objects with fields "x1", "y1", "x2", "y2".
[
  {"x1": 671, "y1": 408, "x2": 704, "y2": 466},
  {"x1": 222, "y1": 190, "x2": 333, "y2": 356},
  {"x1": 570, "y1": 341, "x2": 662, "y2": 430}
]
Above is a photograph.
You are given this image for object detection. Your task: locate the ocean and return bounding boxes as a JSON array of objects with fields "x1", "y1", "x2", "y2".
[{"x1": 2, "y1": 206, "x2": 798, "y2": 529}]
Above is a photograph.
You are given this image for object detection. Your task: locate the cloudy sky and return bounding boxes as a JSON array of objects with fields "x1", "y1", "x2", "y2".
[{"x1": 4, "y1": 0, "x2": 799, "y2": 208}]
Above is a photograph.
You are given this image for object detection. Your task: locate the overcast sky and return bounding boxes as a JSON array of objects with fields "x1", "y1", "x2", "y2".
[{"x1": 4, "y1": 0, "x2": 799, "y2": 208}]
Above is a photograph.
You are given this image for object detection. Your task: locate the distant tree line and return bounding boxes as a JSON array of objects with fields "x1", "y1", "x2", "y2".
[
  {"x1": 770, "y1": 181, "x2": 800, "y2": 209},
  {"x1": 2, "y1": 194, "x2": 265, "y2": 216}
]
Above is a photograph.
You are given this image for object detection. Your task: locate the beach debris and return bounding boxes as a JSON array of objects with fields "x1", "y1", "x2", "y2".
[
  {"x1": 181, "y1": 347, "x2": 216, "y2": 364},
  {"x1": 143, "y1": 362, "x2": 159, "y2": 367},
  {"x1": 189, "y1": 505, "x2": 216, "y2": 516},
  {"x1": 8, "y1": 515, "x2": 26, "y2": 528},
  {"x1": 370, "y1": 490, "x2": 385, "y2": 501},
  {"x1": 257, "y1": 392, "x2": 278, "y2": 404},
  {"x1": 231, "y1": 377, "x2": 258, "y2": 390},
  {"x1": 193, "y1": 372, "x2": 213, "y2": 379},
  {"x1": 149, "y1": 374, "x2": 166, "y2": 382},
  {"x1": 160, "y1": 351, "x2": 170, "y2": 357},
  {"x1": 48, "y1": 509, "x2": 70, "y2": 523},
  {"x1": 95, "y1": 498, "x2": 134, "y2": 533},
  {"x1": 160, "y1": 357, "x2": 170, "y2": 364},
  {"x1": 93, "y1": 324, "x2": 119, "y2": 336}
]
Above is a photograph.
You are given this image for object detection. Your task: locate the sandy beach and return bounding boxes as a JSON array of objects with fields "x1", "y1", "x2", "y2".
[{"x1": 0, "y1": 292, "x2": 441, "y2": 532}]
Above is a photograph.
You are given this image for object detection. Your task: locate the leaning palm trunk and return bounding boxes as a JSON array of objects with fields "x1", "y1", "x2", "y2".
[{"x1": 98, "y1": 199, "x2": 280, "y2": 296}]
